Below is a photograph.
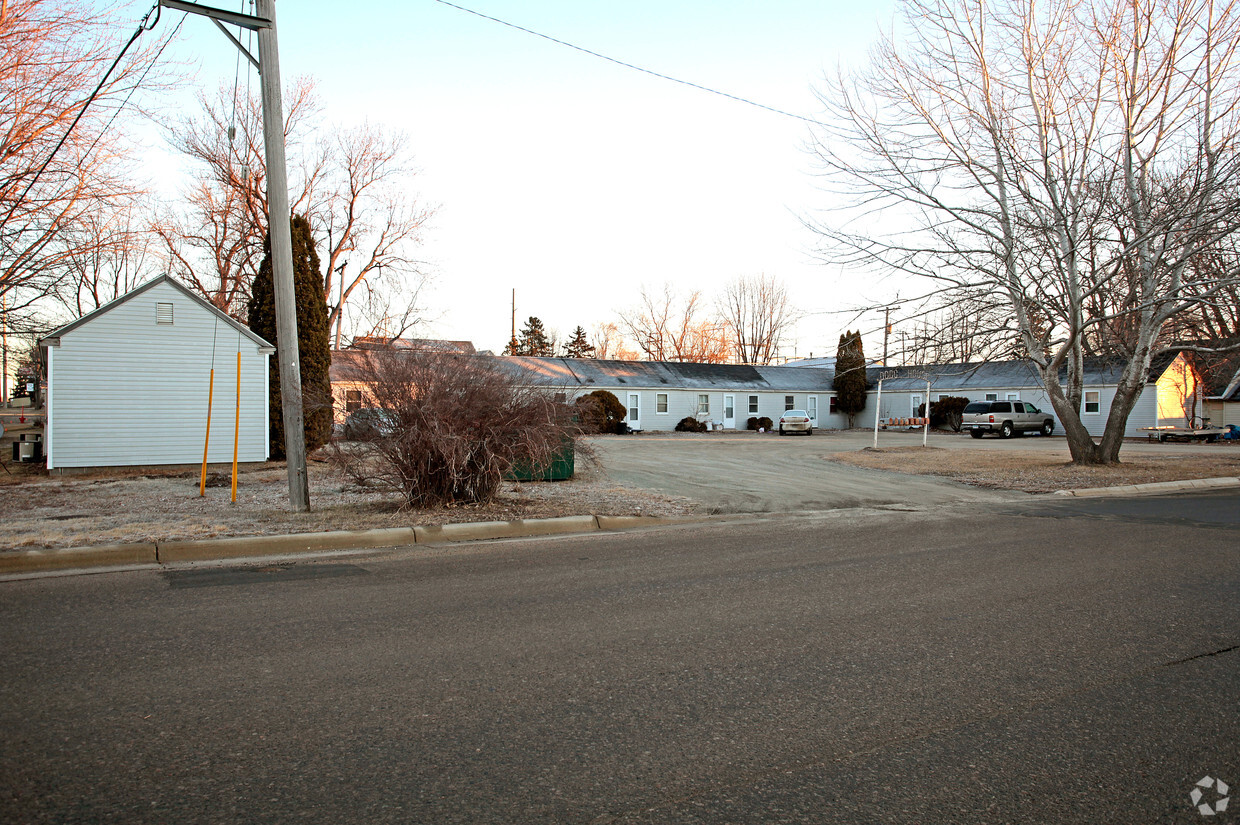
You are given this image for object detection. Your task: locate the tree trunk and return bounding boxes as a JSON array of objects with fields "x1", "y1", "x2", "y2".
[{"x1": 1042, "y1": 367, "x2": 1104, "y2": 464}]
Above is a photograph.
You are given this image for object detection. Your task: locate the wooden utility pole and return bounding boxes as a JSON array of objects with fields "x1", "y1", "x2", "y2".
[
  {"x1": 882, "y1": 306, "x2": 891, "y2": 366},
  {"x1": 161, "y1": 0, "x2": 310, "y2": 512},
  {"x1": 510, "y1": 288, "x2": 517, "y2": 354}
]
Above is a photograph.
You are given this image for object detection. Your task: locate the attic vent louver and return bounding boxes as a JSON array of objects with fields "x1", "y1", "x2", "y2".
[{"x1": 156, "y1": 302, "x2": 174, "y2": 325}]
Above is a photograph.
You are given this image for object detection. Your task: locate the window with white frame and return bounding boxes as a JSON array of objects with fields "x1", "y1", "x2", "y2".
[
  {"x1": 1006, "y1": 392, "x2": 1020, "y2": 401},
  {"x1": 912, "y1": 394, "x2": 923, "y2": 416},
  {"x1": 1084, "y1": 390, "x2": 1100, "y2": 414},
  {"x1": 829, "y1": 396, "x2": 838, "y2": 414},
  {"x1": 656, "y1": 393, "x2": 668, "y2": 414},
  {"x1": 748, "y1": 395, "x2": 758, "y2": 414},
  {"x1": 785, "y1": 395, "x2": 795, "y2": 410},
  {"x1": 985, "y1": 393, "x2": 998, "y2": 401},
  {"x1": 698, "y1": 394, "x2": 710, "y2": 414},
  {"x1": 345, "y1": 389, "x2": 362, "y2": 413}
]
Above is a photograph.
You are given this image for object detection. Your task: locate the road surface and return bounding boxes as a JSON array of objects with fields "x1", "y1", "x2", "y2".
[{"x1": 1, "y1": 492, "x2": 1237, "y2": 823}]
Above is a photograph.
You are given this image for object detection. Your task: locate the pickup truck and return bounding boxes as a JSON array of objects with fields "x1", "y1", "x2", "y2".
[{"x1": 962, "y1": 400, "x2": 1056, "y2": 438}]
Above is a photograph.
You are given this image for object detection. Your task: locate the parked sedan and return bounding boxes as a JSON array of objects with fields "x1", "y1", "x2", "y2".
[{"x1": 778, "y1": 410, "x2": 813, "y2": 436}]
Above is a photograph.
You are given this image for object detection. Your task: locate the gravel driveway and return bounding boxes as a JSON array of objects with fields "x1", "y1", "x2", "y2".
[{"x1": 589, "y1": 430, "x2": 1018, "y2": 513}]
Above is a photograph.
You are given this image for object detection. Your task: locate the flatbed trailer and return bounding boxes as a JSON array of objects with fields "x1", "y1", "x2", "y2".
[{"x1": 1139, "y1": 426, "x2": 1228, "y2": 443}]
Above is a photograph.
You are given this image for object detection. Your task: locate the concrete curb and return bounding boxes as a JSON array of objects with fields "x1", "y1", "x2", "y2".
[
  {"x1": 1053, "y1": 476, "x2": 1240, "y2": 498},
  {"x1": 157, "y1": 527, "x2": 420, "y2": 563},
  {"x1": 414, "y1": 515, "x2": 599, "y2": 544},
  {"x1": 0, "y1": 543, "x2": 156, "y2": 575},
  {"x1": 0, "y1": 513, "x2": 699, "y2": 576}
]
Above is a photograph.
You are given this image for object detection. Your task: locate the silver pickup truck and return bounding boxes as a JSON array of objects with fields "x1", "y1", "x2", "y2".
[{"x1": 962, "y1": 400, "x2": 1055, "y2": 438}]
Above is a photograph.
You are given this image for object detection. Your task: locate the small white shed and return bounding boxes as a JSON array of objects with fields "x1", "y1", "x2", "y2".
[{"x1": 40, "y1": 276, "x2": 274, "y2": 471}]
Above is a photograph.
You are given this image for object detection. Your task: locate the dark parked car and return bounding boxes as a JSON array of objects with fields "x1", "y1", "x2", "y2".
[
  {"x1": 343, "y1": 408, "x2": 397, "y2": 440},
  {"x1": 961, "y1": 400, "x2": 1055, "y2": 438}
]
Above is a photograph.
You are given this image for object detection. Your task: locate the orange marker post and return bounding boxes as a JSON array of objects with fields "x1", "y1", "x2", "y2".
[
  {"x1": 199, "y1": 368, "x2": 215, "y2": 497},
  {"x1": 231, "y1": 351, "x2": 240, "y2": 503}
]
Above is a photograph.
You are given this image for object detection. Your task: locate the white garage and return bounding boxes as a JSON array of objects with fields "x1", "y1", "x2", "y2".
[{"x1": 40, "y1": 276, "x2": 274, "y2": 471}]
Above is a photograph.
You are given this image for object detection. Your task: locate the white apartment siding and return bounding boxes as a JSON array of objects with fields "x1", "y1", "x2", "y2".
[
  {"x1": 874, "y1": 383, "x2": 1162, "y2": 438},
  {"x1": 570, "y1": 389, "x2": 842, "y2": 431},
  {"x1": 1204, "y1": 399, "x2": 1240, "y2": 427},
  {"x1": 45, "y1": 279, "x2": 271, "y2": 469}
]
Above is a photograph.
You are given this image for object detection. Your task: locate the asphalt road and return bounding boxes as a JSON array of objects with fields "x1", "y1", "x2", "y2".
[{"x1": 2, "y1": 493, "x2": 1238, "y2": 824}]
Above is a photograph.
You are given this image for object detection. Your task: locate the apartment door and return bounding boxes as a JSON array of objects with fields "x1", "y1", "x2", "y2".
[
  {"x1": 723, "y1": 394, "x2": 736, "y2": 429},
  {"x1": 627, "y1": 393, "x2": 641, "y2": 431}
]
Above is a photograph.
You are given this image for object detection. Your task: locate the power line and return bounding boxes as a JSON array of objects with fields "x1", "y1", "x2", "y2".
[
  {"x1": 1, "y1": 3, "x2": 164, "y2": 232},
  {"x1": 83, "y1": 12, "x2": 189, "y2": 162},
  {"x1": 430, "y1": 0, "x2": 827, "y2": 127}
]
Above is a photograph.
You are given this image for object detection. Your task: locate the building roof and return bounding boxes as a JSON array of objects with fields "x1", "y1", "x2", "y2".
[
  {"x1": 349, "y1": 336, "x2": 476, "y2": 354},
  {"x1": 1221, "y1": 366, "x2": 1240, "y2": 401},
  {"x1": 867, "y1": 353, "x2": 1181, "y2": 392},
  {"x1": 497, "y1": 357, "x2": 840, "y2": 392},
  {"x1": 783, "y1": 356, "x2": 837, "y2": 368},
  {"x1": 40, "y1": 275, "x2": 274, "y2": 352}
]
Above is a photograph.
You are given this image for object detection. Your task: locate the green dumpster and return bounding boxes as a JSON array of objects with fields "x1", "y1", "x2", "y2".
[{"x1": 506, "y1": 438, "x2": 575, "y2": 481}]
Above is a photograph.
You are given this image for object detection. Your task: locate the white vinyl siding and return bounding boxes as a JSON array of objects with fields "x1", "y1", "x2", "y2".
[{"x1": 45, "y1": 280, "x2": 270, "y2": 469}]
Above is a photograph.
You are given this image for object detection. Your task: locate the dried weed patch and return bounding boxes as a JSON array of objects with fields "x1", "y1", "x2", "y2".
[{"x1": 829, "y1": 444, "x2": 1240, "y2": 493}]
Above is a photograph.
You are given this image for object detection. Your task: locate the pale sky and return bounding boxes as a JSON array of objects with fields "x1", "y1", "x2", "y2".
[{"x1": 120, "y1": 0, "x2": 901, "y2": 357}]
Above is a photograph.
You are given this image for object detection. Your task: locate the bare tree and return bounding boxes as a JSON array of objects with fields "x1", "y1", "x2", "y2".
[
  {"x1": 158, "y1": 81, "x2": 434, "y2": 331},
  {"x1": 811, "y1": 0, "x2": 1240, "y2": 464},
  {"x1": 53, "y1": 199, "x2": 158, "y2": 315},
  {"x1": 618, "y1": 284, "x2": 731, "y2": 363},
  {"x1": 1, "y1": 0, "x2": 168, "y2": 325},
  {"x1": 590, "y1": 321, "x2": 639, "y2": 360},
  {"x1": 717, "y1": 274, "x2": 797, "y2": 364}
]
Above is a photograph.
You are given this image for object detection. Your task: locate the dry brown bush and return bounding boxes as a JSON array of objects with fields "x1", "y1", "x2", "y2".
[{"x1": 329, "y1": 352, "x2": 584, "y2": 506}]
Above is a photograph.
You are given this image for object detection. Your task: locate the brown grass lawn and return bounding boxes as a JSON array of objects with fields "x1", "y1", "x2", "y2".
[
  {"x1": 0, "y1": 456, "x2": 699, "y2": 552},
  {"x1": 829, "y1": 444, "x2": 1240, "y2": 493}
]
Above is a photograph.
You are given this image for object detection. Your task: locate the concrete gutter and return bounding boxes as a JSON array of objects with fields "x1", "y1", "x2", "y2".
[
  {"x1": 1053, "y1": 476, "x2": 1240, "y2": 498},
  {"x1": 0, "y1": 515, "x2": 689, "y2": 577}
]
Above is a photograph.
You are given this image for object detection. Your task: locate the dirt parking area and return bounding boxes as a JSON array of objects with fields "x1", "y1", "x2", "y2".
[{"x1": 590, "y1": 430, "x2": 1015, "y2": 514}]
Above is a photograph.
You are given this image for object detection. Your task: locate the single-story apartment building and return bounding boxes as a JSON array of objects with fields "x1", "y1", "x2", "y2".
[
  {"x1": 40, "y1": 275, "x2": 274, "y2": 471},
  {"x1": 328, "y1": 351, "x2": 1204, "y2": 437},
  {"x1": 866, "y1": 353, "x2": 1203, "y2": 437},
  {"x1": 500, "y1": 357, "x2": 848, "y2": 431},
  {"x1": 1204, "y1": 361, "x2": 1240, "y2": 429}
]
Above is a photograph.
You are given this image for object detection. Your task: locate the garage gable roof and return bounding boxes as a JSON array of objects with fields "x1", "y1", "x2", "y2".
[{"x1": 40, "y1": 275, "x2": 274, "y2": 352}]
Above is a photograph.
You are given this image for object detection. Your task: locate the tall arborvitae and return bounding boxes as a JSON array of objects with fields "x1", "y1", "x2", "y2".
[
  {"x1": 248, "y1": 214, "x2": 333, "y2": 458},
  {"x1": 833, "y1": 329, "x2": 868, "y2": 427},
  {"x1": 563, "y1": 325, "x2": 595, "y2": 358}
]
